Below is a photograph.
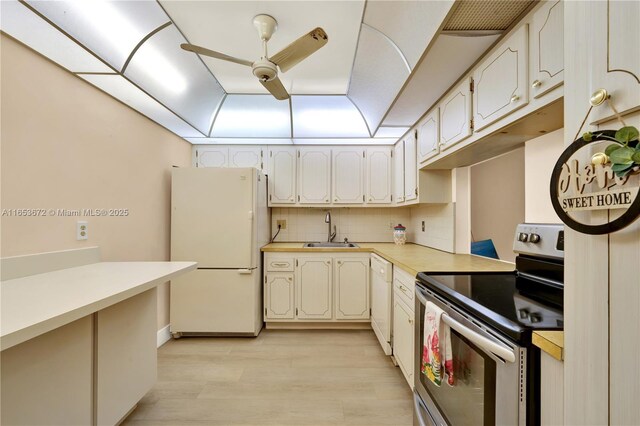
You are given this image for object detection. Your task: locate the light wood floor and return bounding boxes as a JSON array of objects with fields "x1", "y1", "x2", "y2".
[{"x1": 122, "y1": 329, "x2": 413, "y2": 426}]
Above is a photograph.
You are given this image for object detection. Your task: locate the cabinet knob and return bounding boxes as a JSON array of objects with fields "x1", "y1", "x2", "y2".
[
  {"x1": 334, "y1": 199, "x2": 337, "y2": 202},
  {"x1": 510, "y1": 95, "x2": 520, "y2": 103},
  {"x1": 326, "y1": 261, "x2": 331, "y2": 265},
  {"x1": 590, "y1": 88, "x2": 609, "y2": 106},
  {"x1": 287, "y1": 277, "x2": 292, "y2": 281},
  {"x1": 337, "y1": 260, "x2": 342, "y2": 265},
  {"x1": 369, "y1": 198, "x2": 372, "y2": 202},
  {"x1": 408, "y1": 318, "x2": 413, "y2": 324},
  {"x1": 290, "y1": 198, "x2": 294, "y2": 202},
  {"x1": 531, "y1": 80, "x2": 542, "y2": 88}
]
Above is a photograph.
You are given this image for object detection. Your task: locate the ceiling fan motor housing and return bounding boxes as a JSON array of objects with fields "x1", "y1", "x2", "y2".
[{"x1": 252, "y1": 59, "x2": 278, "y2": 81}]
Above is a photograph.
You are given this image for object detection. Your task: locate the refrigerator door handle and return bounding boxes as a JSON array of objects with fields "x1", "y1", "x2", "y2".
[{"x1": 237, "y1": 269, "x2": 253, "y2": 274}]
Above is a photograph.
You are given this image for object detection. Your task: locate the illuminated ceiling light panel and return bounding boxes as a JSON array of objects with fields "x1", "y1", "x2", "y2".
[
  {"x1": 0, "y1": 1, "x2": 112, "y2": 73},
  {"x1": 211, "y1": 95, "x2": 291, "y2": 138},
  {"x1": 186, "y1": 138, "x2": 294, "y2": 146},
  {"x1": 292, "y1": 96, "x2": 370, "y2": 138},
  {"x1": 348, "y1": 25, "x2": 409, "y2": 134},
  {"x1": 25, "y1": 0, "x2": 169, "y2": 71},
  {"x1": 124, "y1": 25, "x2": 225, "y2": 134},
  {"x1": 79, "y1": 74, "x2": 202, "y2": 138}
]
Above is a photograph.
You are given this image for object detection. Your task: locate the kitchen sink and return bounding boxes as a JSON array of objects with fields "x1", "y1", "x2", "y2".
[{"x1": 303, "y1": 242, "x2": 360, "y2": 248}]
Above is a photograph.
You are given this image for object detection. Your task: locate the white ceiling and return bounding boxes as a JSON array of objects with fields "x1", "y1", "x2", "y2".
[{"x1": 159, "y1": 0, "x2": 365, "y2": 95}]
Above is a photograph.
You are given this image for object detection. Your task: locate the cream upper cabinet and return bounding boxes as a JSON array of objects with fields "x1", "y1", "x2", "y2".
[
  {"x1": 393, "y1": 296, "x2": 414, "y2": 389},
  {"x1": 393, "y1": 141, "x2": 405, "y2": 204},
  {"x1": 366, "y1": 147, "x2": 392, "y2": 204},
  {"x1": 473, "y1": 24, "x2": 529, "y2": 132},
  {"x1": 265, "y1": 272, "x2": 295, "y2": 320},
  {"x1": 229, "y1": 146, "x2": 264, "y2": 170},
  {"x1": 268, "y1": 146, "x2": 297, "y2": 205},
  {"x1": 195, "y1": 146, "x2": 228, "y2": 167},
  {"x1": 334, "y1": 258, "x2": 369, "y2": 320},
  {"x1": 296, "y1": 257, "x2": 332, "y2": 320},
  {"x1": 589, "y1": 0, "x2": 640, "y2": 123},
  {"x1": 530, "y1": 0, "x2": 564, "y2": 99},
  {"x1": 440, "y1": 77, "x2": 473, "y2": 151},
  {"x1": 332, "y1": 148, "x2": 365, "y2": 204},
  {"x1": 298, "y1": 147, "x2": 331, "y2": 204},
  {"x1": 404, "y1": 132, "x2": 418, "y2": 202},
  {"x1": 417, "y1": 108, "x2": 440, "y2": 164}
]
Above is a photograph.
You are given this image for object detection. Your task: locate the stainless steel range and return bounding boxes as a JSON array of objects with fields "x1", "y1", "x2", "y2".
[{"x1": 413, "y1": 224, "x2": 564, "y2": 426}]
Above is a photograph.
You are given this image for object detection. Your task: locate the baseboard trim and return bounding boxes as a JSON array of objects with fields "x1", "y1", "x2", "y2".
[
  {"x1": 157, "y1": 324, "x2": 171, "y2": 348},
  {"x1": 265, "y1": 322, "x2": 371, "y2": 330}
]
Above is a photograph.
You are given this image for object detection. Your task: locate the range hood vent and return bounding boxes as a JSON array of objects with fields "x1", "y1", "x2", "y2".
[{"x1": 444, "y1": 0, "x2": 535, "y2": 31}]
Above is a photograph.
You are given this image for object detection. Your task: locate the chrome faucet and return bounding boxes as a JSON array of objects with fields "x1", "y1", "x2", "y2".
[{"x1": 325, "y1": 211, "x2": 336, "y2": 242}]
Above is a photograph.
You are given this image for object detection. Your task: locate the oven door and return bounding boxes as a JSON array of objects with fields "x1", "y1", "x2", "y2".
[{"x1": 414, "y1": 283, "x2": 526, "y2": 426}]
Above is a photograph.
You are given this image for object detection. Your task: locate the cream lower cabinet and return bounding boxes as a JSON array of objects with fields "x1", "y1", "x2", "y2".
[
  {"x1": 264, "y1": 253, "x2": 370, "y2": 324},
  {"x1": 334, "y1": 257, "x2": 370, "y2": 319},
  {"x1": 393, "y1": 296, "x2": 415, "y2": 389},
  {"x1": 540, "y1": 351, "x2": 564, "y2": 425},
  {"x1": 264, "y1": 272, "x2": 295, "y2": 320},
  {"x1": 296, "y1": 257, "x2": 333, "y2": 319}
]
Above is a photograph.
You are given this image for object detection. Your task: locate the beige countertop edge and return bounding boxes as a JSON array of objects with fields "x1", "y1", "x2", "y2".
[
  {"x1": 261, "y1": 243, "x2": 515, "y2": 277},
  {"x1": 532, "y1": 331, "x2": 564, "y2": 361}
]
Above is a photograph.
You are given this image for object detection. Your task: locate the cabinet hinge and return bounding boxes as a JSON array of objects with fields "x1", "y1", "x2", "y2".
[
  {"x1": 414, "y1": 129, "x2": 418, "y2": 139},
  {"x1": 363, "y1": 195, "x2": 365, "y2": 202},
  {"x1": 390, "y1": 150, "x2": 393, "y2": 158},
  {"x1": 264, "y1": 276, "x2": 267, "y2": 284},
  {"x1": 270, "y1": 151, "x2": 272, "y2": 158},
  {"x1": 415, "y1": 188, "x2": 418, "y2": 196},
  {"x1": 298, "y1": 195, "x2": 300, "y2": 202},
  {"x1": 391, "y1": 194, "x2": 393, "y2": 201},
  {"x1": 363, "y1": 151, "x2": 365, "y2": 158},
  {"x1": 370, "y1": 308, "x2": 372, "y2": 315},
  {"x1": 264, "y1": 308, "x2": 267, "y2": 316},
  {"x1": 269, "y1": 194, "x2": 272, "y2": 201},
  {"x1": 296, "y1": 259, "x2": 298, "y2": 267},
  {"x1": 261, "y1": 150, "x2": 264, "y2": 159},
  {"x1": 470, "y1": 118, "x2": 474, "y2": 130},
  {"x1": 261, "y1": 162, "x2": 263, "y2": 170},
  {"x1": 470, "y1": 79, "x2": 474, "y2": 93},
  {"x1": 296, "y1": 308, "x2": 298, "y2": 316},
  {"x1": 298, "y1": 151, "x2": 300, "y2": 158}
]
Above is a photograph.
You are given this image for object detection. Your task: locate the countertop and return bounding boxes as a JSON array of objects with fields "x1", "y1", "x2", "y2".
[
  {"x1": 0, "y1": 261, "x2": 197, "y2": 351},
  {"x1": 262, "y1": 242, "x2": 515, "y2": 277},
  {"x1": 533, "y1": 331, "x2": 564, "y2": 361}
]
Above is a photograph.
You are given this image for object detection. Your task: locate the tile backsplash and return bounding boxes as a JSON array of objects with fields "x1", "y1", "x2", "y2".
[
  {"x1": 271, "y1": 204, "x2": 456, "y2": 252},
  {"x1": 271, "y1": 208, "x2": 411, "y2": 243}
]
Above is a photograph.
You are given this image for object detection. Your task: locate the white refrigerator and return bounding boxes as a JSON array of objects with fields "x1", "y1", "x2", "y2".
[{"x1": 170, "y1": 167, "x2": 269, "y2": 336}]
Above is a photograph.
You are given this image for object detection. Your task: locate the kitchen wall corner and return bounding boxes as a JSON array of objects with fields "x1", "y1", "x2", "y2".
[{"x1": 408, "y1": 203, "x2": 456, "y2": 253}]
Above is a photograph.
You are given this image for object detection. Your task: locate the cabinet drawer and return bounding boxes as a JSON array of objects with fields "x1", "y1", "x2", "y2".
[
  {"x1": 393, "y1": 266, "x2": 415, "y2": 307},
  {"x1": 266, "y1": 258, "x2": 295, "y2": 272}
]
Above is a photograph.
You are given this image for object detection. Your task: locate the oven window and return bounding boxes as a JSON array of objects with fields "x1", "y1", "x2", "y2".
[{"x1": 419, "y1": 307, "x2": 496, "y2": 425}]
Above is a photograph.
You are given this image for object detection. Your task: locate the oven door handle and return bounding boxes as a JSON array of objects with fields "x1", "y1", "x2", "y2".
[
  {"x1": 415, "y1": 286, "x2": 516, "y2": 363},
  {"x1": 441, "y1": 314, "x2": 516, "y2": 363}
]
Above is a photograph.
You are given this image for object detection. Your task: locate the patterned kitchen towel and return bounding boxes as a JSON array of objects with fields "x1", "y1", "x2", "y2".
[{"x1": 421, "y1": 301, "x2": 454, "y2": 386}]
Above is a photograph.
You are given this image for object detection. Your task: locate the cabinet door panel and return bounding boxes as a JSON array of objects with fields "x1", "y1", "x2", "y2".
[
  {"x1": 265, "y1": 273, "x2": 294, "y2": 319},
  {"x1": 268, "y1": 147, "x2": 296, "y2": 204},
  {"x1": 404, "y1": 133, "x2": 417, "y2": 202},
  {"x1": 393, "y1": 142, "x2": 405, "y2": 204},
  {"x1": 393, "y1": 297, "x2": 414, "y2": 388},
  {"x1": 333, "y1": 148, "x2": 364, "y2": 204},
  {"x1": 590, "y1": 1, "x2": 640, "y2": 123},
  {"x1": 334, "y1": 258, "x2": 369, "y2": 320},
  {"x1": 531, "y1": 0, "x2": 564, "y2": 99},
  {"x1": 296, "y1": 258, "x2": 332, "y2": 319},
  {"x1": 366, "y1": 147, "x2": 392, "y2": 204},
  {"x1": 473, "y1": 24, "x2": 529, "y2": 131},
  {"x1": 229, "y1": 146, "x2": 263, "y2": 170},
  {"x1": 417, "y1": 108, "x2": 439, "y2": 163},
  {"x1": 440, "y1": 77, "x2": 473, "y2": 151},
  {"x1": 298, "y1": 148, "x2": 331, "y2": 204},
  {"x1": 196, "y1": 147, "x2": 228, "y2": 167}
]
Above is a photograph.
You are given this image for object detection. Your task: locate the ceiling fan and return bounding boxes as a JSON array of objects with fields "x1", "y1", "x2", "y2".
[{"x1": 181, "y1": 14, "x2": 328, "y2": 100}]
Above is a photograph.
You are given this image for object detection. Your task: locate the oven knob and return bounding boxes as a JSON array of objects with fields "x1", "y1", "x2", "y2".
[
  {"x1": 518, "y1": 308, "x2": 529, "y2": 319},
  {"x1": 529, "y1": 312, "x2": 542, "y2": 323},
  {"x1": 529, "y1": 233, "x2": 541, "y2": 243},
  {"x1": 517, "y1": 232, "x2": 529, "y2": 242}
]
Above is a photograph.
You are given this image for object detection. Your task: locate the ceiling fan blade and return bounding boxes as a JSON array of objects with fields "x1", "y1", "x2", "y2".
[
  {"x1": 269, "y1": 27, "x2": 328, "y2": 73},
  {"x1": 260, "y1": 76, "x2": 289, "y2": 100},
  {"x1": 180, "y1": 43, "x2": 253, "y2": 67}
]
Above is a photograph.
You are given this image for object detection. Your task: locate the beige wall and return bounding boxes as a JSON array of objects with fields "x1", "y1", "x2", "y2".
[
  {"x1": 408, "y1": 203, "x2": 455, "y2": 253},
  {"x1": 470, "y1": 148, "x2": 525, "y2": 262},
  {"x1": 524, "y1": 129, "x2": 564, "y2": 223},
  {"x1": 0, "y1": 35, "x2": 192, "y2": 330}
]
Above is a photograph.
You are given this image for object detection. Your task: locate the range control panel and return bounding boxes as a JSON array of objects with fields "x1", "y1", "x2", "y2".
[{"x1": 513, "y1": 223, "x2": 564, "y2": 260}]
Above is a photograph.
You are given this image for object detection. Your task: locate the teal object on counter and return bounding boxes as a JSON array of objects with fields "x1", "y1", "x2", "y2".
[{"x1": 471, "y1": 239, "x2": 499, "y2": 260}]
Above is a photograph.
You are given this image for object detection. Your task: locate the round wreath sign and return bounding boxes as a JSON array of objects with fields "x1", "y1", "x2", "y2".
[{"x1": 550, "y1": 129, "x2": 640, "y2": 235}]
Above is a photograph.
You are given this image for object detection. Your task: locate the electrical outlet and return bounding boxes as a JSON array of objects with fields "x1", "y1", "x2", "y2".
[
  {"x1": 77, "y1": 221, "x2": 88, "y2": 240},
  {"x1": 422, "y1": 221, "x2": 425, "y2": 232},
  {"x1": 276, "y1": 220, "x2": 287, "y2": 230}
]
